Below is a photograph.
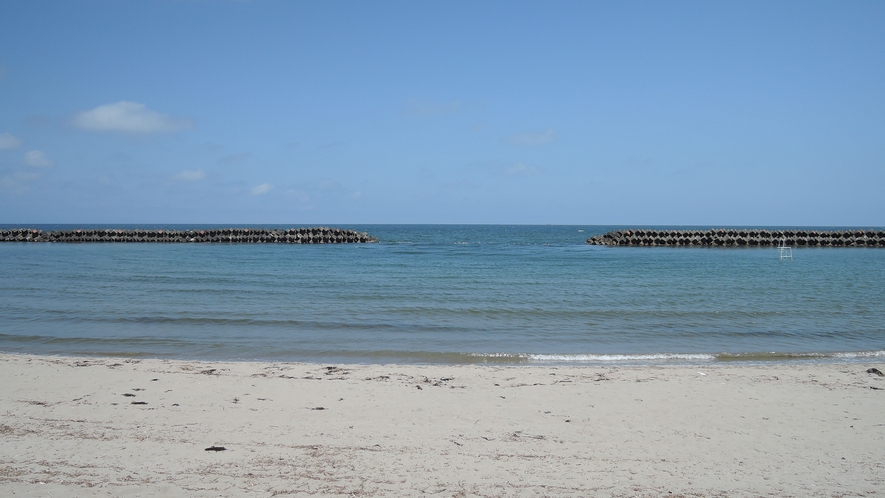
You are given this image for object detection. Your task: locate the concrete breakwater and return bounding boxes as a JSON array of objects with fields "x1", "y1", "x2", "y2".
[
  {"x1": 587, "y1": 229, "x2": 885, "y2": 247},
  {"x1": 0, "y1": 227, "x2": 376, "y2": 244}
]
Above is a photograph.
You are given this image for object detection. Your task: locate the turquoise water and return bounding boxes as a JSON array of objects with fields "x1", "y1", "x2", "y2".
[{"x1": 1, "y1": 225, "x2": 883, "y2": 365}]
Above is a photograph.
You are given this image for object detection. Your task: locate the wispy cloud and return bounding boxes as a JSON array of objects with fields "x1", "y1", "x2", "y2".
[
  {"x1": 218, "y1": 153, "x2": 250, "y2": 165},
  {"x1": 284, "y1": 179, "x2": 365, "y2": 202},
  {"x1": 499, "y1": 162, "x2": 539, "y2": 176},
  {"x1": 0, "y1": 171, "x2": 41, "y2": 192},
  {"x1": 443, "y1": 179, "x2": 470, "y2": 188},
  {"x1": 23, "y1": 115, "x2": 53, "y2": 127},
  {"x1": 285, "y1": 188, "x2": 310, "y2": 202},
  {"x1": 471, "y1": 122, "x2": 493, "y2": 134},
  {"x1": 404, "y1": 98, "x2": 463, "y2": 117},
  {"x1": 107, "y1": 152, "x2": 133, "y2": 162},
  {"x1": 316, "y1": 180, "x2": 342, "y2": 191},
  {"x1": 316, "y1": 142, "x2": 345, "y2": 151},
  {"x1": 251, "y1": 183, "x2": 273, "y2": 195},
  {"x1": 72, "y1": 101, "x2": 193, "y2": 133},
  {"x1": 0, "y1": 132, "x2": 22, "y2": 150},
  {"x1": 174, "y1": 169, "x2": 206, "y2": 181},
  {"x1": 25, "y1": 150, "x2": 53, "y2": 167},
  {"x1": 506, "y1": 129, "x2": 556, "y2": 146}
]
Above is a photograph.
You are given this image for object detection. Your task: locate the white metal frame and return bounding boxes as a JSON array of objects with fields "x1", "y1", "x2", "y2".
[{"x1": 777, "y1": 237, "x2": 793, "y2": 260}]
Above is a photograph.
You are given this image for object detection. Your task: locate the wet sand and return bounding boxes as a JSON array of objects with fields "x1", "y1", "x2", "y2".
[{"x1": 1, "y1": 353, "x2": 883, "y2": 497}]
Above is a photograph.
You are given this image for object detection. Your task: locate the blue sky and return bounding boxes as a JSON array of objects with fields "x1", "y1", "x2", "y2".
[{"x1": 1, "y1": 1, "x2": 883, "y2": 225}]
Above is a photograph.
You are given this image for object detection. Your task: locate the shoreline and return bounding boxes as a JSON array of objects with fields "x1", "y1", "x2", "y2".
[
  {"x1": 2, "y1": 348, "x2": 884, "y2": 368},
  {"x1": 1, "y1": 352, "x2": 883, "y2": 496}
]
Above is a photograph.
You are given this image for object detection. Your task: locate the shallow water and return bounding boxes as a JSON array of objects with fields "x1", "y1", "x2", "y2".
[{"x1": 1, "y1": 224, "x2": 883, "y2": 365}]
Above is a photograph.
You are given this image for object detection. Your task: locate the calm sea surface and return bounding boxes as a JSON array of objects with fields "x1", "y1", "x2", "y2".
[{"x1": 1, "y1": 225, "x2": 883, "y2": 365}]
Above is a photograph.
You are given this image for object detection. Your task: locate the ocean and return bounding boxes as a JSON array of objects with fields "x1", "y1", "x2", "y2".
[{"x1": 1, "y1": 224, "x2": 883, "y2": 365}]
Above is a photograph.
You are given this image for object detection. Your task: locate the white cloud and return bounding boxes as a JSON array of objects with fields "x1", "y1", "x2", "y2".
[
  {"x1": 174, "y1": 169, "x2": 206, "y2": 181},
  {"x1": 0, "y1": 133, "x2": 22, "y2": 150},
  {"x1": 500, "y1": 162, "x2": 539, "y2": 176},
  {"x1": 251, "y1": 183, "x2": 273, "y2": 195},
  {"x1": 506, "y1": 129, "x2": 556, "y2": 146},
  {"x1": 72, "y1": 101, "x2": 193, "y2": 133},
  {"x1": 25, "y1": 150, "x2": 53, "y2": 167}
]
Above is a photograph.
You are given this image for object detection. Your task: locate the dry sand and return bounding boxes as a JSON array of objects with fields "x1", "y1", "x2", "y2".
[{"x1": 1, "y1": 353, "x2": 883, "y2": 497}]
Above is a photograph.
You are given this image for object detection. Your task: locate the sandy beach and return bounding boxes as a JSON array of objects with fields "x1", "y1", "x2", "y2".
[{"x1": 1, "y1": 353, "x2": 883, "y2": 497}]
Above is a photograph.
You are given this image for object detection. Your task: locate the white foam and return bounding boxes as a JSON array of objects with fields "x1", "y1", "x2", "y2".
[
  {"x1": 526, "y1": 353, "x2": 717, "y2": 362},
  {"x1": 832, "y1": 350, "x2": 885, "y2": 359}
]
